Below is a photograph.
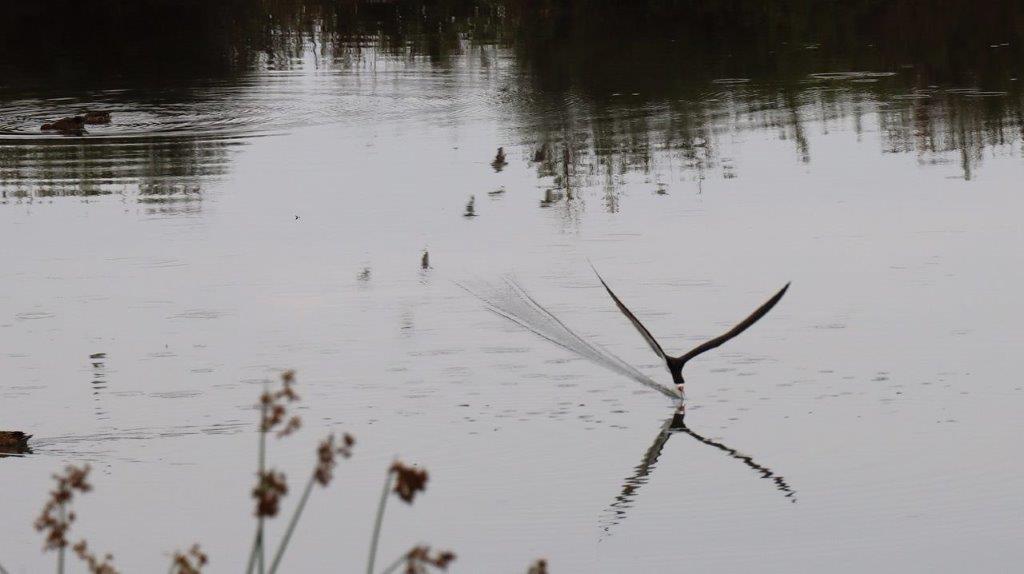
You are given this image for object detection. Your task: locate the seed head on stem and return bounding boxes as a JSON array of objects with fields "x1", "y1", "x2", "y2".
[
  {"x1": 389, "y1": 462, "x2": 428, "y2": 504},
  {"x1": 314, "y1": 433, "x2": 355, "y2": 486},
  {"x1": 527, "y1": 558, "x2": 549, "y2": 574},
  {"x1": 400, "y1": 546, "x2": 456, "y2": 574},
  {"x1": 170, "y1": 544, "x2": 208, "y2": 574}
]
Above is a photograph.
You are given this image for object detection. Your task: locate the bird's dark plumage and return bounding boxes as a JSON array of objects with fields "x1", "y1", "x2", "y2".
[{"x1": 593, "y1": 266, "x2": 789, "y2": 388}]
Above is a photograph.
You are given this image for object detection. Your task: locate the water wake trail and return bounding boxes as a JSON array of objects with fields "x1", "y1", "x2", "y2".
[{"x1": 460, "y1": 276, "x2": 679, "y2": 399}]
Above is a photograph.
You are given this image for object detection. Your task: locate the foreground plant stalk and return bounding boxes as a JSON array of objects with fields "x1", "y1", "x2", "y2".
[
  {"x1": 365, "y1": 472, "x2": 394, "y2": 574},
  {"x1": 267, "y1": 473, "x2": 315, "y2": 574}
]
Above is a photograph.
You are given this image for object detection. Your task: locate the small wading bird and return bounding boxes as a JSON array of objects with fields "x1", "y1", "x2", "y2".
[{"x1": 593, "y1": 267, "x2": 789, "y2": 395}]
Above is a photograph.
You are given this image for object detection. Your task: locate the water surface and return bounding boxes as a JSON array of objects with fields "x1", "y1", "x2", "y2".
[{"x1": 2, "y1": 2, "x2": 1023, "y2": 572}]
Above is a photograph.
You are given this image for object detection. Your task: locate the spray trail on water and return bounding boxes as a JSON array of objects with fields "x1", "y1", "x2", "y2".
[{"x1": 460, "y1": 275, "x2": 679, "y2": 399}]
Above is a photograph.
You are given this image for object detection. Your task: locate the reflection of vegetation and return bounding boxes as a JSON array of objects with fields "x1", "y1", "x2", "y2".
[
  {"x1": 0, "y1": 137, "x2": 229, "y2": 210},
  {"x1": 502, "y1": 0, "x2": 1024, "y2": 188},
  {"x1": 2, "y1": 0, "x2": 1023, "y2": 203}
]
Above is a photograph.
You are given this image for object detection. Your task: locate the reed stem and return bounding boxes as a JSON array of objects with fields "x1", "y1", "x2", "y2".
[
  {"x1": 268, "y1": 472, "x2": 316, "y2": 574},
  {"x1": 57, "y1": 505, "x2": 65, "y2": 574},
  {"x1": 245, "y1": 532, "x2": 263, "y2": 574},
  {"x1": 245, "y1": 395, "x2": 270, "y2": 574},
  {"x1": 365, "y1": 472, "x2": 393, "y2": 574},
  {"x1": 378, "y1": 554, "x2": 407, "y2": 574}
]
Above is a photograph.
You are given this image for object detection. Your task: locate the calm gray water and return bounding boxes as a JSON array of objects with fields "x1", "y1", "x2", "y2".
[{"x1": 2, "y1": 5, "x2": 1024, "y2": 572}]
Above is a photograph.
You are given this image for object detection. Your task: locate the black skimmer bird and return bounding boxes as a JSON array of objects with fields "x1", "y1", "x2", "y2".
[{"x1": 593, "y1": 267, "x2": 789, "y2": 394}]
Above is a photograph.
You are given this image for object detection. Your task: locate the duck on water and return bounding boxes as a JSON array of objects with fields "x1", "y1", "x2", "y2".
[
  {"x1": 41, "y1": 115, "x2": 86, "y2": 133},
  {"x1": 0, "y1": 431, "x2": 32, "y2": 454},
  {"x1": 41, "y1": 111, "x2": 112, "y2": 133}
]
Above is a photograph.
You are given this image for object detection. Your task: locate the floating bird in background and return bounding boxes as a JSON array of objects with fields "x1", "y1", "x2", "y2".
[
  {"x1": 463, "y1": 195, "x2": 477, "y2": 217},
  {"x1": 41, "y1": 116, "x2": 86, "y2": 133},
  {"x1": 593, "y1": 267, "x2": 789, "y2": 394},
  {"x1": 532, "y1": 144, "x2": 548, "y2": 163},
  {"x1": 491, "y1": 147, "x2": 508, "y2": 172},
  {"x1": 421, "y1": 250, "x2": 430, "y2": 270},
  {"x1": 41, "y1": 111, "x2": 112, "y2": 132},
  {"x1": 83, "y1": 110, "x2": 112, "y2": 124},
  {"x1": 0, "y1": 431, "x2": 32, "y2": 455}
]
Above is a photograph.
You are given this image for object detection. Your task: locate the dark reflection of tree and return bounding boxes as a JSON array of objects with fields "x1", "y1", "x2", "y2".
[
  {"x1": 502, "y1": 0, "x2": 1024, "y2": 188},
  {"x1": 3, "y1": 0, "x2": 1024, "y2": 201},
  {"x1": 0, "y1": 137, "x2": 229, "y2": 211},
  {"x1": 601, "y1": 402, "x2": 795, "y2": 534}
]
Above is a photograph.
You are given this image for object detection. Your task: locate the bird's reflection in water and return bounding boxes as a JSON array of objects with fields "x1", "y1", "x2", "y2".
[{"x1": 602, "y1": 401, "x2": 795, "y2": 533}]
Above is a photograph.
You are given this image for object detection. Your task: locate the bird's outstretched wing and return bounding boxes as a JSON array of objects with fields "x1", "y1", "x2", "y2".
[
  {"x1": 592, "y1": 266, "x2": 667, "y2": 360},
  {"x1": 678, "y1": 283, "x2": 790, "y2": 365}
]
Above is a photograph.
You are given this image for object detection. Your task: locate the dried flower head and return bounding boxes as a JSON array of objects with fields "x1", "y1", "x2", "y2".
[
  {"x1": 73, "y1": 540, "x2": 119, "y2": 574},
  {"x1": 276, "y1": 416, "x2": 302, "y2": 438},
  {"x1": 171, "y1": 543, "x2": 208, "y2": 574},
  {"x1": 389, "y1": 461, "x2": 428, "y2": 504},
  {"x1": 403, "y1": 546, "x2": 456, "y2": 574},
  {"x1": 252, "y1": 470, "x2": 288, "y2": 517},
  {"x1": 260, "y1": 370, "x2": 301, "y2": 437},
  {"x1": 314, "y1": 433, "x2": 356, "y2": 486},
  {"x1": 35, "y1": 465, "x2": 93, "y2": 551},
  {"x1": 527, "y1": 558, "x2": 549, "y2": 574}
]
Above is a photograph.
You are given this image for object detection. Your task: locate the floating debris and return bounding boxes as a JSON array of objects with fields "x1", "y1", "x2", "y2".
[
  {"x1": 357, "y1": 267, "x2": 371, "y2": 281},
  {"x1": 488, "y1": 186, "x2": 506, "y2": 196}
]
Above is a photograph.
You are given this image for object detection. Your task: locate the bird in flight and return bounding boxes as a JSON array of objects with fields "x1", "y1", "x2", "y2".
[{"x1": 593, "y1": 267, "x2": 789, "y2": 395}]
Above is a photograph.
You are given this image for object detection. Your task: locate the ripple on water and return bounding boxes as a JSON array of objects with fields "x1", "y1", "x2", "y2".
[
  {"x1": 14, "y1": 311, "x2": 55, "y2": 320},
  {"x1": 807, "y1": 71, "x2": 898, "y2": 81}
]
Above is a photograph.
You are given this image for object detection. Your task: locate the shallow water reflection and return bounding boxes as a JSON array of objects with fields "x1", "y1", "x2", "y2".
[{"x1": 604, "y1": 403, "x2": 795, "y2": 533}]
